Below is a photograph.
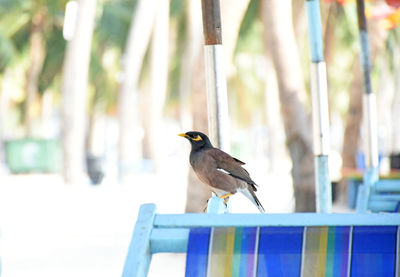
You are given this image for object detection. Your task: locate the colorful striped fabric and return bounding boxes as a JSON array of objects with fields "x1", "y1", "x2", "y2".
[
  {"x1": 301, "y1": 226, "x2": 351, "y2": 277},
  {"x1": 185, "y1": 226, "x2": 400, "y2": 277},
  {"x1": 186, "y1": 227, "x2": 259, "y2": 277}
]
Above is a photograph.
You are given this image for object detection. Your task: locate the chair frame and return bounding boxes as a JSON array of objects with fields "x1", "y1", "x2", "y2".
[{"x1": 121, "y1": 203, "x2": 400, "y2": 277}]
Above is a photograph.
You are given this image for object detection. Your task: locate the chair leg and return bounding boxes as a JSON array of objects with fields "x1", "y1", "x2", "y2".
[
  {"x1": 122, "y1": 204, "x2": 157, "y2": 277},
  {"x1": 356, "y1": 167, "x2": 378, "y2": 213}
]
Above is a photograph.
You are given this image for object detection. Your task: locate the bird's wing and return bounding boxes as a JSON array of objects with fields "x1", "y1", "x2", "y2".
[
  {"x1": 206, "y1": 148, "x2": 257, "y2": 187},
  {"x1": 191, "y1": 152, "x2": 239, "y2": 193}
]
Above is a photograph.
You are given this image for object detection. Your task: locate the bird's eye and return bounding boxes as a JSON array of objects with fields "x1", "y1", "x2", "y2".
[{"x1": 192, "y1": 135, "x2": 202, "y2": 141}]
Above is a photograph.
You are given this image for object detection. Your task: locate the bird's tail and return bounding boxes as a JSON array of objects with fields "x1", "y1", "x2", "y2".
[{"x1": 239, "y1": 187, "x2": 265, "y2": 213}]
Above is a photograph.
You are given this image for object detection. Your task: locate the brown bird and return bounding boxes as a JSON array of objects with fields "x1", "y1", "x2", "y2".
[{"x1": 179, "y1": 131, "x2": 265, "y2": 213}]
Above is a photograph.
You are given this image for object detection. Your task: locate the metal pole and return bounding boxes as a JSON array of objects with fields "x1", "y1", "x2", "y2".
[
  {"x1": 200, "y1": 0, "x2": 230, "y2": 152},
  {"x1": 305, "y1": 0, "x2": 332, "y2": 213},
  {"x1": 355, "y1": 0, "x2": 379, "y2": 212}
]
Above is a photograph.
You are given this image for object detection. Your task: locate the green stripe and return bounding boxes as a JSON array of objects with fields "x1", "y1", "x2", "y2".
[
  {"x1": 325, "y1": 227, "x2": 336, "y2": 277},
  {"x1": 232, "y1": 228, "x2": 242, "y2": 277}
]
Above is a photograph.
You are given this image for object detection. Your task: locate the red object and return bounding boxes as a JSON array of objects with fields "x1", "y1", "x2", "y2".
[{"x1": 386, "y1": 0, "x2": 400, "y2": 8}]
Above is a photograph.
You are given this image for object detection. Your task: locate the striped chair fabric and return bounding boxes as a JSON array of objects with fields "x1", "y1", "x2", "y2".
[{"x1": 186, "y1": 226, "x2": 400, "y2": 277}]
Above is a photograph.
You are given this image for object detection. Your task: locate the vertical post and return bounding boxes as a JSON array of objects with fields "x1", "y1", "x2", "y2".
[
  {"x1": 305, "y1": 0, "x2": 332, "y2": 213},
  {"x1": 206, "y1": 193, "x2": 230, "y2": 213},
  {"x1": 355, "y1": 0, "x2": 379, "y2": 212},
  {"x1": 122, "y1": 204, "x2": 156, "y2": 277},
  {"x1": 200, "y1": 0, "x2": 230, "y2": 152}
]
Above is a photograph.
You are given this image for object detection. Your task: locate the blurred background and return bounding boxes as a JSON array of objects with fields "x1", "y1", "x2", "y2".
[{"x1": 0, "y1": 0, "x2": 400, "y2": 276}]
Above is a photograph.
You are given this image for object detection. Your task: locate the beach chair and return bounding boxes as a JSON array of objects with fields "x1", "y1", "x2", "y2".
[
  {"x1": 356, "y1": 168, "x2": 400, "y2": 212},
  {"x1": 121, "y1": 203, "x2": 400, "y2": 277}
]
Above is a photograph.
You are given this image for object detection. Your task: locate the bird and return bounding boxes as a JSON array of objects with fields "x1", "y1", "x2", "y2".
[{"x1": 179, "y1": 131, "x2": 265, "y2": 213}]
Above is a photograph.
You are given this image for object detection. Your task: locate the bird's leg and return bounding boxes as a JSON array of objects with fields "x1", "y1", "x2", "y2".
[
  {"x1": 219, "y1": 193, "x2": 233, "y2": 204},
  {"x1": 203, "y1": 199, "x2": 209, "y2": 213}
]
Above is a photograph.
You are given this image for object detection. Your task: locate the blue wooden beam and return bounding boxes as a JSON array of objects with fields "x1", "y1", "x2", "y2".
[
  {"x1": 150, "y1": 228, "x2": 189, "y2": 253},
  {"x1": 356, "y1": 167, "x2": 379, "y2": 212},
  {"x1": 375, "y1": 179, "x2": 400, "y2": 192},
  {"x1": 153, "y1": 213, "x2": 400, "y2": 228},
  {"x1": 122, "y1": 204, "x2": 157, "y2": 277}
]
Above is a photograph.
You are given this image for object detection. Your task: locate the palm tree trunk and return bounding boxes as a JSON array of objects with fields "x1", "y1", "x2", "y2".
[
  {"x1": 220, "y1": 0, "x2": 250, "y2": 77},
  {"x1": 143, "y1": 0, "x2": 170, "y2": 172},
  {"x1": 61, "y1": 0, "x2": 97, "y2": 184},
  {"x1": 180, "y1": 0, "x2": 210, "y2": 213},
  {"x1": 25, "y1": 11, "x2": 46, "y2": 137},
  {"x1": 264, "y1": 52, "x2": 283, "y2": 172},
  {"x1": 262, "y1": 0, "x2": 315, "y2": 212},
  {"x1": 118, "y1": 0, "x2": 157, "y2": 180},
  {"x1": 185, "y1": 50, "x2": 212, "y2": 213}
]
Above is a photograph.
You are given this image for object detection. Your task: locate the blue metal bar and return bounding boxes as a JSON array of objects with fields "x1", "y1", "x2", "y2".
[
  {"x1": 305, "y1": 0, "x2": 324, "y2": 62},
  {"x1": 305, "y1": 0, "x2": 332, "y2": 213},
  {"x1": 315, "y1": 155, "x2": 332, "y2": 212},
  {"x1": 121, "y1": 204, "x2": 157, "y2": 277},
  {"x1": 355, "y1": 0, "x2": 380, "y2": 212}
]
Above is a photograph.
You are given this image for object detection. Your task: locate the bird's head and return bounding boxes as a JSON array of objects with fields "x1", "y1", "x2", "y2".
[{"x1": 178, "y1": 131, "x2": 213, "y2": 151}]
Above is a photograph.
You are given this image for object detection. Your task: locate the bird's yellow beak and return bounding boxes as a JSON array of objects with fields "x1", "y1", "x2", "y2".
[{"x1": 178, "y1": 133, "x2": 187, "y2": 138}]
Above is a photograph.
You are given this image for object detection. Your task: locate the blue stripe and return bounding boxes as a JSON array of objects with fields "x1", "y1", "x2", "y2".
[
  {"x1": 333, "y1": 226, "x2": 351, "y2": 277},
  {"x1": 257, "y1": 227, "x2": 303, "y2": 277},
  {"x1": 305, "y1": 0, "x2": 324, "y2": 62},
  {"x1": 332, "y1": 226, "x2": 343, "y2": 276},
  {"x1": 239, "y1": 228, "x2": 249, "y2": 276},
  {"x1": 185, "y1": 228, "x2": 211, "y2": 277},
  {"x1": 351, "y1": 226, "x2": 397, "y2": 276}
]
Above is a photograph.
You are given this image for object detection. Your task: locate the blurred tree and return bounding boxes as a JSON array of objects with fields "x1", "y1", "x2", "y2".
[
  {"x1": 118, "y1": 0, "x2": 157, "y2": 181},
  {"x1": 61, "y1": 0, "x2": 97, "y2": 184},
  {"x1": 86, "y1": 0, "x2": 134, "y2": 155},
  {"x1": 181, "y1": 0, "x2": 210, "y2": 213},
  {"x1": 143, "y1": 0, "x2": 170, "y2": 172},
  {"x1": 0, "y1": 0, "x2": 68, "y2": 136},
  {"x1": 262, "y1": 0, "x2": 316, "y2": 212},
  {"x1": 25, "y1": 10, "x2": 46, "y2": 136}
]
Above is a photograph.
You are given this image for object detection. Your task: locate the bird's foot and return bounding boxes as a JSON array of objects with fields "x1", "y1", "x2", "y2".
[{"x1": 219, "y1": 193, "x2": 233, "y2": 204}]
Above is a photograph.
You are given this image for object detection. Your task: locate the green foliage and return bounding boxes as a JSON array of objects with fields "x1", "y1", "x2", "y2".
[
  {"x1": 326, "y1": 3, "x2": 360, "y2": 116},
  {"x1": 39, "y1": 26, "x2": 66, "y2": 93},
  {"x1": 0, "y1": 33, "x2": 15, "y2": 72},
  {"x1": 167, "y1": 1, "x2": 186, "y2": 104},
  {"x1": 96, "y1": 0, "x2": 135, "y2": 49},
  {"x1": 170, "y1": 0, "x2": 185, "y2": 18},
  {"x1": 236, "y1": 0, "x2": 262, "y2": 54}
]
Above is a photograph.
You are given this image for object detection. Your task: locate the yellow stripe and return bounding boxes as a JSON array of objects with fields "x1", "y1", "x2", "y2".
[
  {"x1": 224, "y1": 227, "x2": 235, "y2": 277},
  {"x1": 317, "y1": 227, "x2": 329, "y2": 276},
  {"x1": 209, "y1": 228, "x2": 225, "y2": 277}
]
